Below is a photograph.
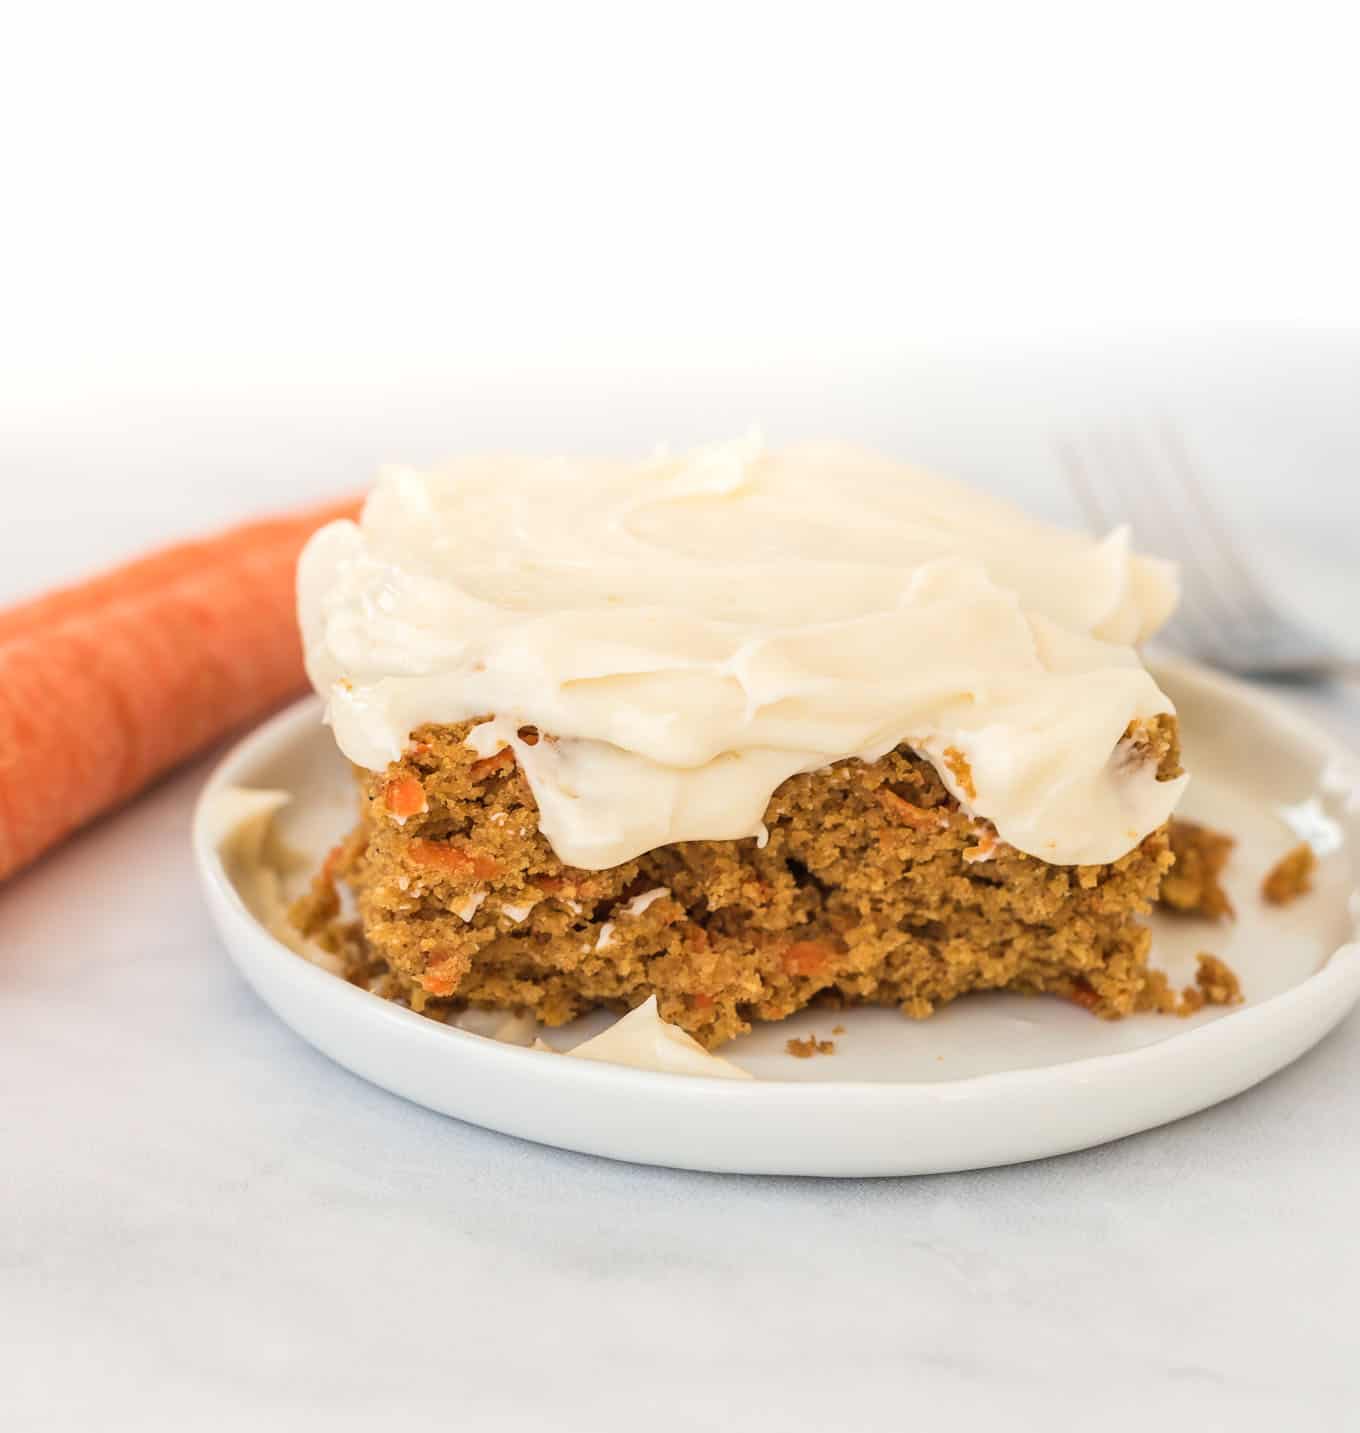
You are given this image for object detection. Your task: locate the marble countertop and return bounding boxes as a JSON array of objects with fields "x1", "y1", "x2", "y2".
[{"x1": 5, "y1": 349, "x2": 1359, "y2": 1431}]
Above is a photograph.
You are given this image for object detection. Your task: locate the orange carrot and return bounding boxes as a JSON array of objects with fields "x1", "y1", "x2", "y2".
[
  {"x1": 384, "y1": 776, "x2": 428, "y2": 818},
  {"x1": 0, "y1": 496, "x2": 361, "y2": 883},
  {"x1": 468, "y1": 746, "x2": 515, "y2": 782},
  {"x1": 782, "y1": 940, "x2": 834, "y2": 976},
  {"x1": 876, "y1": 788, "x2": 942, "y2": 830},
  {"x1": 407, "y1": 840, "x2": 500, "y2": 880}
]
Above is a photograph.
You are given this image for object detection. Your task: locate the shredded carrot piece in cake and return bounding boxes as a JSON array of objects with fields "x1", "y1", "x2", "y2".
[
  {"x1": 534, "y1": 874, "x2": 606, "y2": 900},
  {"x1": 963, "y1": 828, "x2": 999, "y2": 863},
  {"x1": 783, "y1": 941, "x2": 833, "y2": 976},
  {"x1": 876, "y1": 789, "x2": 941, "y2": 829},
  {"x1": 384, "y1": 776, "x2": 427, "y2": 818},
  {"x1": 418, "y1": 945, "x2": 472, "y2": 997},
  {"x1": 420, "y1": 970, "x2": 462, "y2": 997},
  {"x1": 408, "y1": 840, "x2": 499, "y2": 879},
  {"x1": 943, "y1": 746, "x2": 977, "y2": 800},
  {"x1": 469, "y1": 747, "x2": 515, "y2": 781},
  {"x1": 1066, "y1": 980, "x2": 1101, "y2": 1012}
]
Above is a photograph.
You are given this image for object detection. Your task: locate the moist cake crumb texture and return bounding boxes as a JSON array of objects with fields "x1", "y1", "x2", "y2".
[{"x1": 293, "y1": 715, "x2": 1188, "y2": 1049}]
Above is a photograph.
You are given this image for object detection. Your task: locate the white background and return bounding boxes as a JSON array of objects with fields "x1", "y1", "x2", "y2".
[
  {"x1": 5, "y1": 3, "x2": 1358, "y2": 579},
  {"x1": 4, "y1": 3, "x2": 1360, "y2": 424},
  {"x1": 4, "y1": 5, "x2": 1360, "y2": 1430}
]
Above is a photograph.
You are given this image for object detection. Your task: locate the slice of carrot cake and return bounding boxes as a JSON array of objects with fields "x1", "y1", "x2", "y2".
[{"x1": 293, "y1": 436, "x2": 1188, "y2": 1048}]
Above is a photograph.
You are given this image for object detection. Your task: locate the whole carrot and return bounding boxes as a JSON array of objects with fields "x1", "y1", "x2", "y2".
[{"x1": 0, "y1": 496, "x2": 360, "y2": 883}]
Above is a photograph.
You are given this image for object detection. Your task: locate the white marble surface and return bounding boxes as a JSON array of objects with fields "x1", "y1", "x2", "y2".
[{"x1": 4, "y1": 337, "x2": 1360, "y2": 1430}]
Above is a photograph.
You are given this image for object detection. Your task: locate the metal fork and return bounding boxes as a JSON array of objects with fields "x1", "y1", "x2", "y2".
[{"x1": 1057, "y1": 425, "x2": 1359, "y2": 683}]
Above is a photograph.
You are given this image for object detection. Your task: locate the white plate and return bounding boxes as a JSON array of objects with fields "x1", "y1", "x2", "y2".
[{"x1": 193, "y1": 660, "x2": 1360, "y2": 1176}]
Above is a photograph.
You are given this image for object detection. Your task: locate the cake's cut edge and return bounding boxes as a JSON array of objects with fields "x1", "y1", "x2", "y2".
[{"x1": 290, "y1": 717, "x2": 1195, "y2": 1050}]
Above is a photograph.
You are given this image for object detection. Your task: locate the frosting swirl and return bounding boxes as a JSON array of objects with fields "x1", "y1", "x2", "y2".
[{"x1": 299, "y1": 436, "x2": 1185, "y2": 867}]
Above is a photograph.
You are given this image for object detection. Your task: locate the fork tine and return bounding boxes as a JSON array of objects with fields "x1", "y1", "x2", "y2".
[
  {"x1": 1106, "y1": 428, "x2": 1248, "y2": 643},
  {"x1": 1156, "y1": 423, "x2": 1273, "y2": 621},
  {"x1": 1058, "y1": 424, "x2": 1344, "y2": 679},
  {"x1": 1054, "y1": 437, "x2": 1114, "y2": 534},
  {"x1": 1056, "y1": 431, "x2": 1228, "y2": 664}
]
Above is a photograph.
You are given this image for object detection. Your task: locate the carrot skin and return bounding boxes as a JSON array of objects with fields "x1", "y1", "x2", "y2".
[{"x1": 0, "y1": 497, "x2": 360, "y2": 882}]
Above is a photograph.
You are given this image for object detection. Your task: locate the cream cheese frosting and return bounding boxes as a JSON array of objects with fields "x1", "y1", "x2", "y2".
[
  {"x1": 564, "y1": 996, "x2": 752, "y2": 1079},
  {"x1": 205, "y1": 786, "x2": 347, "y2": 975},
  {"x1": 298, "y1": 435, "x2": 1186, "y2": 868}
]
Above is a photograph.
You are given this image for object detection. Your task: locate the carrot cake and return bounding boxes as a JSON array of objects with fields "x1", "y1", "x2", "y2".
[{"x1": 293, "y1": 436, "x2": 1190, "y2": 1048}]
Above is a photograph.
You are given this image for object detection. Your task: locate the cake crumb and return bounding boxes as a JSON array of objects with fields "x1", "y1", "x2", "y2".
[
  {"x1": 1179, "y1": 953, "x2": 1242, "y2": 1013},
  {"x1": 1138, "y1": 952, "x2": 1243, "y2": 1016},
  {"x1": 1124, "y1": 716, "x2": 1185, "y2": 781},
  {"x1": 1133, "y1": 968, "x2": 1178, "y2": 1015},
  {"x1": 1160, "y1": 819, "x2": 1236, "y2": 920},
  {"x1": 786, "y1": 1035, "x2": 836, "y2": 1058},
  {"x1": 832, "y1": 1024, "x2": 846, "y2": 1036},
  {"x1": 1261, "y1": 843, "x2": 1316, "y2": 906}
]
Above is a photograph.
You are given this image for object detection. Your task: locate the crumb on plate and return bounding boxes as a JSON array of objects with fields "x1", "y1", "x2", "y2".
[
  {"x1": 1261, "y1": 842, "x2": 1316, "y2": 906},
  {"x1": 786, "y1": 1035, "x2": 836, "y2": 1059}
]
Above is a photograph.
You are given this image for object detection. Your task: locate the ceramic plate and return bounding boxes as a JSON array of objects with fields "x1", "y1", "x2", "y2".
[{"x1": 193, "y1": 660, "x2": 1360, "y2": 1176}]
